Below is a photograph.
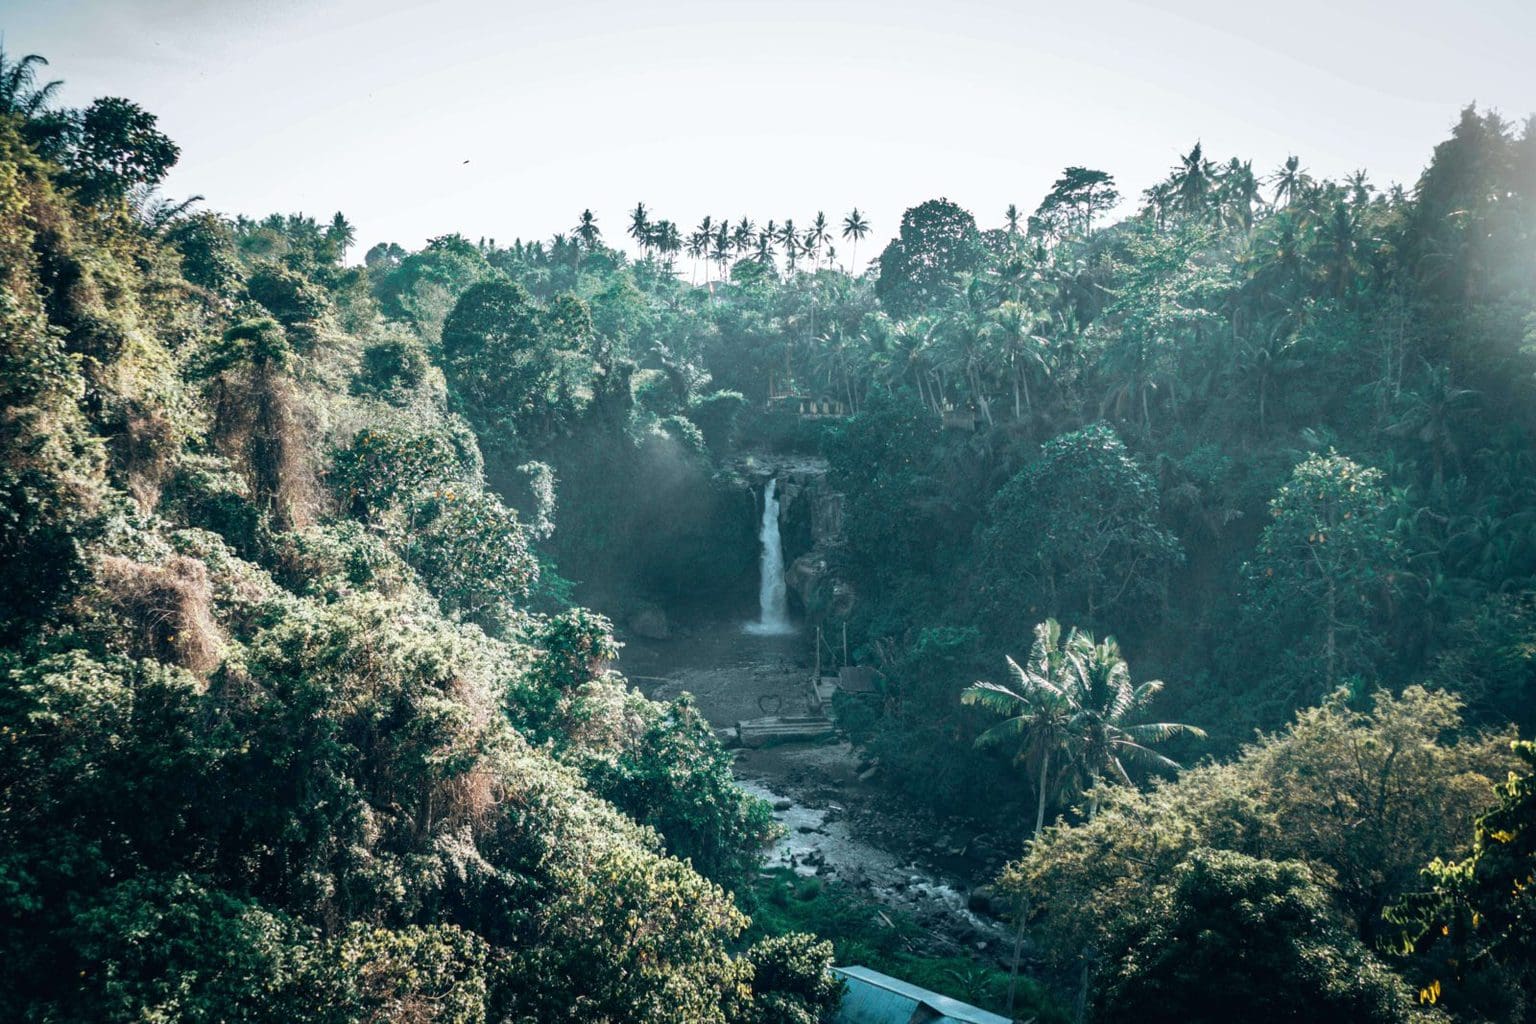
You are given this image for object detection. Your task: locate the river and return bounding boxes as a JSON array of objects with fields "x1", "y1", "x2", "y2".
[{"x1": 619, "y1": 616, "x2": 1014, "y2": 958}]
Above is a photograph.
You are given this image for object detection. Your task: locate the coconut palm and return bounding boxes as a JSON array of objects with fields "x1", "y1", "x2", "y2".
[
  {"x1": 1059, "y1": 634, "x2": 1204, "y2": 809},
  {"x1": 752, "y1": 223, "x2": 778, "y2": 269},
  {"x1": 711, "y1": 223, "x2": 731, "y2": 281},
  {"x1": 985, "y1": 300, "x2": 1051, "y2": 424},
  {"x1": 326, "y1": 212, "x2": 355, "y2": 264},
  {"x1": 1384, "y1": 364, "x2": 1480, "y2": 494},
  {"x1": 653, "y1": 220, "x2": 681, "y2": 268},
  {"x1": 962, "y1": 622, "x2": 1074, "y2": 1011},
  {"x1": 686, "y1": 226, "x2": 708, "y2": 283},
  {"x1": 778, "y1": 219, "x2": 799, "y2": 274},
  {"x1": 1346, "y1": 169, "x2": 1373, "y2": 208},
  {"x1": 1004, "y1": 203, "x2": 1022, "y2": 239},
  {"x1": 965, "y1": 619, "x2": 1203, "y2": 826},
  {"x1": 692, "y1": 216, "x2": 715, "y2": 281},
  {"x1": 964, "y1": 620, "x2": 1076, "y2": 838},
  {"x1": 731, "y1": 217, "x2": 756, "y2": 257},
  {"x1": 1270, "y1": 154, "x2": 1310, "y2": 208},
  {"x1": 808, "y1": 211, "x2": 832, "y2": 268},
  {"x1": 1170, "y1": 142, "x2": 1217, "y2": 219},
  {"x1": 964, "y1": 618, "x2": 1198, "y2": 1012},
  {"x1": 1217, "y1": 158, "x2": 1261, "y2": 231},
  {"x1": 628, "y1": 202, "x2": 651, "y2": 255},
  {"x1": 574, "y1": 209, "x2": 601, "y2": 250},
  {"x1": 842, "y1": 208, "x2": 870, "y2": 271}
]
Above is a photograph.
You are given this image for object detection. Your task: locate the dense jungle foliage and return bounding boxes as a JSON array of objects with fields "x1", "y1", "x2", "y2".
[{"x1": 3, "y1": 45, "x2": 1536, "y2": 1023}]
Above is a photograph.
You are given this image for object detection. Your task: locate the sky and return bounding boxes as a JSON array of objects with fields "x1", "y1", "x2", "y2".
[{"x1": 6, "y1": 0, "x2": 1535, "y2": 264}]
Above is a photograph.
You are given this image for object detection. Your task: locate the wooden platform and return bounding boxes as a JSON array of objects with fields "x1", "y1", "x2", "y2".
[{"x1": 735, "y1": 715, "x2": 836, "y2": 748}]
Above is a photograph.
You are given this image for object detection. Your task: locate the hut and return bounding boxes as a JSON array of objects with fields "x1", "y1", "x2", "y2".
[
  {"x1": 837, "y1": 666, "x2": 880, "y2": 695},
  {"x1": 831, "y1": 966, "x2": 1011, "y2": 1024}
]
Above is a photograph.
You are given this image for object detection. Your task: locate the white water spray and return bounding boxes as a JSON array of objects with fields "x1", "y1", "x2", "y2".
[{"x1": 745, "y1": 478, "x2": 793, "y2": 635}]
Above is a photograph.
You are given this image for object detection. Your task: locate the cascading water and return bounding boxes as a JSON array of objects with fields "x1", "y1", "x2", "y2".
[{"x1": 745, "y1": 477, "x2": 794, "y2": 635}]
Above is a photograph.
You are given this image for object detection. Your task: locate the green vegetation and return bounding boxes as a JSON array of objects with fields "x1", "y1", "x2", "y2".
[
  {"x1": 0, "y1": 49, "x2": 829, "y2": 1024},
  {"x1": 743, "y1": 869, "x2": 1063, "y2": 1023},
  {"x1": 3, "y1": 41, "x2": 1536, "y2": 1024}
]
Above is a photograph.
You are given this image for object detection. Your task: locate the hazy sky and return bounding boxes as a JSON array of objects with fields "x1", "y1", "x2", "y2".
[{"x1": 6, "y1": 1, "x2": 1534, "y2": 263}]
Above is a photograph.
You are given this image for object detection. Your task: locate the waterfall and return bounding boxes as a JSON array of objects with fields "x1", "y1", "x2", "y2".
[{"x1": 745, "y1": 477, "x2": 793, "y2": 635}]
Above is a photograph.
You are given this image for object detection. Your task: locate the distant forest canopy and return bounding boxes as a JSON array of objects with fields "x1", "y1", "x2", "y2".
[{"x1": 3, "y1": 41, "x2": 1536, "y2": 1024}]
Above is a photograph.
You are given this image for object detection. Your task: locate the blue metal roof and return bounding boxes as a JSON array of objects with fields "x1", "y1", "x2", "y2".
[{"x1": 831, "y1": 966, "x2": 1012, "y2": 1024}]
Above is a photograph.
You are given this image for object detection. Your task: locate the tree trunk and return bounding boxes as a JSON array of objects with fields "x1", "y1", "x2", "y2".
[
  {"x1": 1007, "y1": 748, "x2": 1052, "y2": 1014},
  {"x1": 970, "y1": 362, "x2": 994, "y2": 428},
  {"x1": 1034, "y1": 748, "x2": 1051, "y2": 836},
  {"x1": 1325, "y1": 578, "x2": 1337, "y2": 692},
  {"x1": 1074, "y1": 950, "x2": 1093, "y2": 1024}
]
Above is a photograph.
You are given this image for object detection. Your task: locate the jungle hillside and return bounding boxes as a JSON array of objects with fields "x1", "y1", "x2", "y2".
[{"x1": 3, "y1": 23, "x2": 1536, "y2": 1024}]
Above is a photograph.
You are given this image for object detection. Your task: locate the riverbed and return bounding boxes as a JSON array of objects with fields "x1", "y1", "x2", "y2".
[{"x1": 619, "y1": 615, "x2": 1015, "y2": 958}]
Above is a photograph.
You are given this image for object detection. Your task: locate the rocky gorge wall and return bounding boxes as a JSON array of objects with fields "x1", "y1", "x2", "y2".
[{"x1": 735, "y1": 454, "x2": 853, "y2": 623}]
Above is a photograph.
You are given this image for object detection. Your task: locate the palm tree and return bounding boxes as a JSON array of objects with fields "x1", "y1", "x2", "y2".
[
  {"x1": 692, "y1": 216, "x2": 715, "y2": 282},
  {"x1": 1141, "y1": 180, "x2": 1175, "y2": 230},
  {"x1": 985, "y1": 300, "x2": 1050, "y2": 424},
  {"x1": 808, "y1": 211, "x2": 832, "y2": 268},
  {"x1": 1346, "y1": 169, "x2": 1373, "y2": 208},
  {"x1": 964, "y1": 621, "x2": 1077, "y2": 838},
  {"x1": 751, "y1": 223, "x2": 778, "y2": 270},
  {"x1": 731, "y1": 217, "x2": 756, "y2": 257},
  {"x1": 875, "y1": 316, "x2": 937, "y2": 409},
  {"x1": 1270, "y1": 155, "x2": 1309, "y2": 208},
  {"x1": 1001, "y1": 205, "x2": 1026, "y2": 244},
  {"x1": 711, "y1": 223, "x2": 732, "y2": 283},
  {"x1": 1170, "y1": 142, "x2": 1216, "y2": 219},
  {"x1": 653, "y1": 219, "x2": 682, "y2": 269},
  {"x1": 962, "y1": 622, "x2": 1075, "y2": 1012},
  {"x1": 1217, "y1": 158, "x2": 1261, "y2": 231},
  {"x1": 1230, "y1": 318, "x2": 1304, "y2": 436},
  {"x1": 842, "y1": 208, "x2": 870, "y2": 272},
  {"x1": 938, "y1": 277, "x2": 999, "y2": 427},
  {"x1": 326, "y1": 212, "x2": 355, "y2": 264},
  {"x1": 778, "y1": 219, "x2": 799, "y2": 274},
  {"x1": 0, "y1": 50, "x2": 62, "y2": 119},
  {"x1": 1384, "y1": 365, "x2": 1480, "y2": 494},
  {"x1": 1320, "y1": 200, "x2": 1358, "y2": 300},
  {"x1": 574, "y1": 209, "x2": 601, "y2": 250},
  {"x1": 628, "y1": 202, "x2": 651, "y2": 256},
  {"x1": 686, "y1": 225, "x2": 708, "y2": 284},
  {"x1": 963, "y1": 618, "x2": 1203, "y2": 840},
  {"x1": 1059, "y1": 634, "x2": 1203, "y2": 810}
]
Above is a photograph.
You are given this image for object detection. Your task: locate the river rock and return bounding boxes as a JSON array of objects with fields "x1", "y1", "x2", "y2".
[{"x1": 968, "y1": 884, "x2": 998, "y2": 914}]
